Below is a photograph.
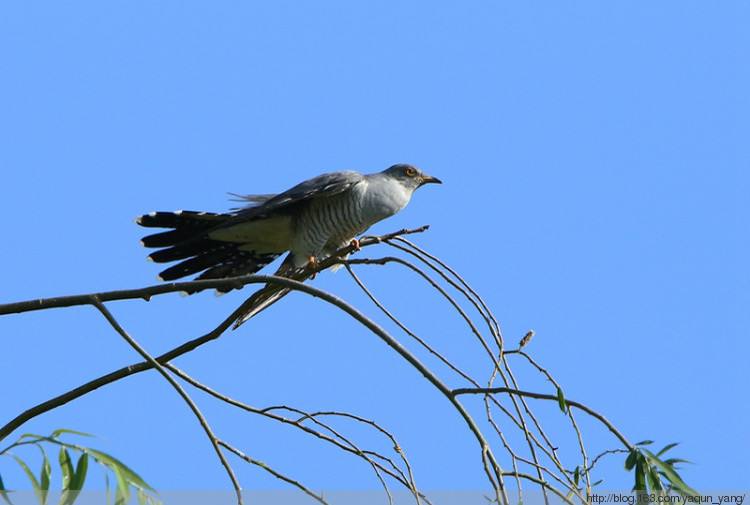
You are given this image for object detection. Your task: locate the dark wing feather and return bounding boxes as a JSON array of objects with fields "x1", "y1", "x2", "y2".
[
  {"x1": 231, "y1": 171, "x2": 364, "y2": 219},
  {"x1": 227, "y1": 193, "x2": 277, "y2": 211}
]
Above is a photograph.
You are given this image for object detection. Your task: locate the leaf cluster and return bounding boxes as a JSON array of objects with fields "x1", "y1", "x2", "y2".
[
  {"x1": 0, "y1": 429, "x2": 159, "y2": 505},
  {"x1": 626, "y1": 441, "x2": 697, "y2": 497}
]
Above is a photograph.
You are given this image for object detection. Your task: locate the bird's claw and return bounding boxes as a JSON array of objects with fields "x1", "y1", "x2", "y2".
[
  {"x1": 349, "y1": 238, "x2": 361, "y2": 251},
  {"x1": 307, "y1": 255, "x2": 318, "y2": 279}
]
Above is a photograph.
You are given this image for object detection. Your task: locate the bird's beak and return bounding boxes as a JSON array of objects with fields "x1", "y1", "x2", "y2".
[{"x1": 420, "y1": 174, "x2": 442, "y2": 186}]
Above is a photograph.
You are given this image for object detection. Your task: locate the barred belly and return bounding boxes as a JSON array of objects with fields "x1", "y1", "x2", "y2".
[{"x1": 291, "y1": 184, "x2": 367, "y2": 264}]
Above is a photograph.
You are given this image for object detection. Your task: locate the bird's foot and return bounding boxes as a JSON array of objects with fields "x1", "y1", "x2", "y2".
[
  {"x1": 306, "y1": 255, "x2": 319, "y2": 279},
  {"x1": 349, "y1": 238, "x2": 361, "y2": 251}
]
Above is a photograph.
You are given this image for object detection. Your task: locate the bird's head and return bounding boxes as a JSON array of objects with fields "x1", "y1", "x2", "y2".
[{"x1": 382, "y1": 164, "x2": 442, "y2": 192}]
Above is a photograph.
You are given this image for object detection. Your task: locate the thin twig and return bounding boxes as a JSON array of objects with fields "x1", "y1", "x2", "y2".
[
  {"x1": 500, "y1": 472, "x2": 576, "y2": 505},
  {"x1": 168, "y1": 366, "x2": 423, "y2": 503},
  {"x1": 0, "y1": 228, "x2": 429, "y2": 443},
  {"x1": 90, "y1": 297, "x2": 243, "y2": 505},
  {"x1": 344, "y1": 264, "x2": 477, "y2": 386},
  {"x1": 451, "y1": 387, "x2": 633, "y2": 450},
  {"x1": 507, "y1": 349, "x2": 592, "y2": 493},
  {"x1": 219, "y1": 440, "x2": 327, "y2": 504}
]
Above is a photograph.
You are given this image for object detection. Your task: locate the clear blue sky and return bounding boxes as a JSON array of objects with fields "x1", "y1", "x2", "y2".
[{"x1": 1, "y1": 0, "x2": 747, "y2": 497}]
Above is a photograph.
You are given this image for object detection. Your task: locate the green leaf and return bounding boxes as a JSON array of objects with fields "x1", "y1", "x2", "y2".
[
  {"x1": 591, "y1": 479, "x2": 603, "y2": 487},
  {"x1": 58, "y1": 449, "x2": 84, "y2": 505},
  {"x1": 59, "y1": 448, "x2": 74, "y2": 491},
  {"x1": 70, "y1": 453, "x2": 88, "y2": 491},
  {"x1": 12, "y1": 455, "x2": 47, "y2": 505},
  {"x1": 12, "y1": 456, "x2": 40, "y2": 491},
  {"x1": 112, "y1": 464, "x2": 131, "y2": 505},
  {"x1": 636, "y1": 440, "x2": 654, "y2": 446},
  {"x1": 664, "y1": 458, "x2": 692, "y2": 466},
  {"x1": 643, "y1": 449, "x2": 699, "y2": 497},
  {"x1": 104, "y1": 473, "x2": 111, "y2": 505},
  {"x1": 85, "y1": 449, "x2": 155, "y2": 492},
  {"x1": 0, "y1": 472, "x2": 15, "y2": 505},
  {"x1": 28, "y1": 444, "x2": 50, "y2": 505},
  {"x1": 656, "y1": 442, "x2": 679, "y2": 457},
  {"x1": 625, "y1": 450, "x2": 637, "y2": 470},
  {"x1": 647, "y1": 465, "x2": 663, "y2": 492},
  {"x1": 50, "y1": 430, "x2": 93, "y2": 440},
  {"x1": 39, "y1": 452, "x2": 51, "y2": 505},
  {"x1": 573, "y1": 466, "x2": 580, "y2": 486},
  {"x1": 556, "y1": 387, "x2": 567, "y2": 413},
  {"x1": 633, "y1": 454, "x2": 646, "y2": 491}
]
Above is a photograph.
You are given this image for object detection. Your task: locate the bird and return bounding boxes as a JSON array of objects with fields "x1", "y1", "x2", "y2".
[{"x1": 136, "y1": 163, "x2": 442, "y2": 326}]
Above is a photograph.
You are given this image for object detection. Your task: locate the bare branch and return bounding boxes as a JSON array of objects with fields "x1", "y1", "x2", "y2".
[
  {"x1": 451, "y1": 387, "x2": 633, "y2": 450},
  {"x1": 167, "y1": 366, "x2": 421, "y2": 503},
  {"x1": 0, "y1": 228, "x2": 429, "y2": 443},
  {"x1": 500, "y1": 472, "x2": 576, "y2": 505},
  {"x1": 90, "y1": 297, "x2": 243, "y2": 505},
  {"x1": 0, "y1": 226, "x2": 430, "y2": 317},
  {"x1": 1, "y1": 226, "x2": 644, "y2": 502},
  {"x1": 219, "y1": 440, "x2": 327, "y2": 505},
  {"x1": 344, "y1": 264, "x2": 477, "y2": 385}
]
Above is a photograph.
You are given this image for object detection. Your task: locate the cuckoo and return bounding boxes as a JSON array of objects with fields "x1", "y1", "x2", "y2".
[{"x1": 136, "y1": 163, "x2": 441, "y2": 325}]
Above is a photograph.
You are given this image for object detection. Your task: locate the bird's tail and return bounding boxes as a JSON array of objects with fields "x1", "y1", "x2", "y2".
[
  {"x1": 232, "y1": 254, "x2": 310, "y2": 329},
  {"x1": 137, "y1": 211, "x2": 280, "y2": 288}
]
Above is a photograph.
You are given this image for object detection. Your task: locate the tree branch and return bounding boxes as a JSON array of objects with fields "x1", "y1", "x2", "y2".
[
  {"x1": 219, "y1": 440, "x2": 327, "y2": 505},
  {"x1": 451, "y1": 387, "x2": 633, "y2": 450},
  {"x1": 90, "y1": 297, "x2": 243, "y2": 505}
]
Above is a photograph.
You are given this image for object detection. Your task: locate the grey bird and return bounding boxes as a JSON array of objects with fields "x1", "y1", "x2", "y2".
[{"x1": 137, "y1": 163, "x2": 441, "y2": 325}]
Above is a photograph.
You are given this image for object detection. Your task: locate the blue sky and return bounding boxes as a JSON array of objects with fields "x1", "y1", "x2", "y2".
[{"x1": 1, "y1": 0, "x2": 747, "y2": 497}]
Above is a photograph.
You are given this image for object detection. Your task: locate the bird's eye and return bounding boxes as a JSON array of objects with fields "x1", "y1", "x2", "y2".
[{"x1": 404, "y1": 167, "x2": 417, "y2": 177}]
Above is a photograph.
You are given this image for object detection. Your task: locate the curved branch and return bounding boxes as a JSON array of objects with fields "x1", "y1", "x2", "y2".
[
  {"x1": 90, "y1": 297, "x2": 243, "y2": 504},
  {"x1": 219, "y1": 441, "x2": 327, "y2": 505},
  {"x1": 168, "y1": 365, "x2": 423, "y2": 502},
  {"x1": 451, "y1": 387, "x2": 633, "y2": 450},
  {"x1": 0, "y1": 227, "x2": 428, "y2": 443},
  {"x1": 500, "y1": 472, "x2": 576, "y2": 505},
  {"x1": 2, "y1": 274, "x2": 507, "y2": 503}
]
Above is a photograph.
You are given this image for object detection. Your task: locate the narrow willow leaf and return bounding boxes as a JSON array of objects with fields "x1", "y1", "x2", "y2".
[
  {"x1": 59, "y1": 448, "x2": 73, "y2": 491},
  {"x1": 29, "y1": 444, "x2": 50, "y2": 505},
  {"x1": 592, "y1": 479, "x2": 603, "y2": 487},
  {"x1": 112, "y1": 465, "x2": 131, "y2": 505},
  {"x1": 12, "y1": 455, "x2": 46, "y2": 505},
  {"x1": 50, "y1": 430, "x2": 93, "y2": 440},
  {"x1": 0, "y1": 472, "x2": 15, "y2": 505},
  {"x1": 656, "y1": 442, "x2": 679, "y2": 457},
  {"x1": 573, "y1": 466, "x2": 580, "y2": 486},
  {"x1": 104, "y1": 473, "x2": 111, "y2": 505},
  {"x1": 11, "y1": 456, "x2": 40, "y2": 490},
  {"x1": 633, "y1": 455, "x2": 646, "y2": 491},
  {"x1": 664, "y1": 458, "x2": 691, "y2": 466},
  {"x1": 86, "y1": 449, "x2": 155, "y2": 492},
  {"x1": 636, "y1": 440, "x2": 654, "y2": 446},
  {"x1": 556, "y1": 387, "x2": 567, "y2": 413},
  {"x1": 648, "y1": 466, "x2": 664, "y2": 492},
  {"x1": 625, "y1": 450, "x2": 637, "y2": 470},
  {"x1": 643, "y1": 450, "x2": 699, "y2": 497},
  {"x1": 70, "y1": 453, "x2": 88, "y2": 491},
  {"x1": 39, "y1": 456, "x2": 51, "y2": 505}
]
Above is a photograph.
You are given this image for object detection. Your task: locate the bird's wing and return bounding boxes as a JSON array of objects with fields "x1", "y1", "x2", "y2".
[
  {"x1": 227, "y1": 193, "x2": 277, "y2": 210},
  {"x1": 231, "y1": 171, "x2": 364, "y2": 219}
]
